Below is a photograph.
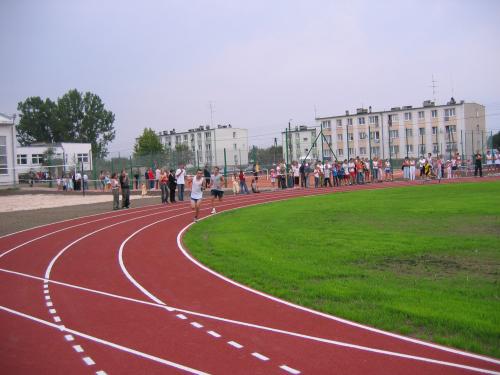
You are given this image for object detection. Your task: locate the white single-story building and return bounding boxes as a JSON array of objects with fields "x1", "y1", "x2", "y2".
[
  {"x1": 16, "y1": 142, "x2": 93, "y2": 177},
  {"x1": 0, "y1": 112, "x2": 17, "y2": 187}
]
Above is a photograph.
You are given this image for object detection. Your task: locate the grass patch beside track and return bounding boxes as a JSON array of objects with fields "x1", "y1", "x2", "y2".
[{"x1": 184, "y1": 181, "x2": 500, "y2": 358}]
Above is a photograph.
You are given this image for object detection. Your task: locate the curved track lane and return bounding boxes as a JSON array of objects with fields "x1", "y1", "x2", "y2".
[{"x1": 1, "y1": 180, "x2": 500, "y2": 374}]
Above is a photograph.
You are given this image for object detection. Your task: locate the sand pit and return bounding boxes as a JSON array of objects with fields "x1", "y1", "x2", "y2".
[{"x1": 0, "y1": 193, "x2": 156, "y2": 212}]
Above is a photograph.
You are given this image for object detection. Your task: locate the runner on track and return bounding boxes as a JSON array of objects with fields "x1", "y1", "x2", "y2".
[
  {"x1": 190, "y1": 169, "x2": 206, "y2": 222},
  {"x1": 210, "y1": 166, "x2": 224, "y2": 214}
]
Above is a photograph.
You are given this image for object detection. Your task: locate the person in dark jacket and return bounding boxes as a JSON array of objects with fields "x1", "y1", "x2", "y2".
[
  {"x1": 119, "y1": 170, "x2": 130, "y2": 209},
  {"x1": 168, "y1": 169, "x2": 177, "y2": 203}
]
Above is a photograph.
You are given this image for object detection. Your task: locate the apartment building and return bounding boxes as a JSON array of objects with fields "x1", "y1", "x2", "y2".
[
  {"x1": 281, "y1": 125, "x2": 319, "y2": 162},
  {"x1": 158, "y1": 125, "x2": 248, "y2": 167},
  {"x1": 316, "y1": 99, "x2": 486, "y2": 161}
]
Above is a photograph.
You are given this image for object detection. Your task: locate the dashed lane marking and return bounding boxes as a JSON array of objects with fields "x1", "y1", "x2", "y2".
[
  {"x1": 191, "y1": 322, "x2": 203, "y2": 329},
  {"x1": 252, "y1": 352, "x2": 270, "y2": 361},
  {"x1": 280, "y1": 364, "x2": 301, "y2": 374},
  {"x1": 64, "y1": 334, "x2": 74, "y2": 341},
  {"x1": 83, "y1": 356, "x2": 96, "y2": 365},
  {"x1": 207, "y1": 330, "x2": 221, "y2": 338},
  {"x1": 53, "y1": 316, "x2": 61, "y2": 323},
  {"x1": 49, "y1": 308, "x2": 57, "y2": 314},
  {"x1": 46, "y1": 302, "x2": 53, "y2": 307},
  {"x1": 176, "y1": 314, "x2": 187, "y2": 320},
  {"x1": 73, "y1": 345, "x2": 84, "y2": 353},
  {"x1": 227, "y1": 341, "x2": 243, "y2": 349}
]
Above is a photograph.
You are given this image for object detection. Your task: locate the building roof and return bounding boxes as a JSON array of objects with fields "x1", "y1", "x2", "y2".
[
  {"x1": 0, "y1": 112, "x2": 14, "y2": 124},
  {"x1": 315, "y1": 100, "x2": 482, "y2": 121}
]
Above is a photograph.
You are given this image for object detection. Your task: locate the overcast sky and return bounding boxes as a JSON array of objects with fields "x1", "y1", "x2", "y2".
[{"x1": 1, "y1": 0, "x2": 499, "y2": 156}]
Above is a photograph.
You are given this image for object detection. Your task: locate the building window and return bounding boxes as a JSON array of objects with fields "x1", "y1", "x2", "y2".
[
  {"x1": 324, "y1": 135, "x2": 332, "y2": 144},
  {"x1": 233, "y1": 143, "x2": 237, "y2": 150},
  {"x1": 337, "y1": 134, "x2": 343, "y2": 141},
  {"x1": 368, "y1": 116, "x2": 379, "y2": 124},
  {"x1": 389, "y1": 114, "x2": 399, "y2": 122},
  {"x1": 432, "y1": 127, "x2": 438, "y2": 135},
  {"x1": 347, "y1": 118, "x2": 353, "y2": 125},
  {"x1": 358, "y1": 117, "x2": 365, "y2": 125},
  {"x1": 419, "y1": 128, "x2": 426, "y2": 136},
  {"x1": 418, "y1": 111, "x2": 425, "y2": 119},
  {"x1": 197, "y1": 133, "x2": 201, "y2": 139},
  {"x1": 17, "y1": 154, "x2": 28, "y2": 165},
  {"x1": 206, "y1": 144, "x2": 211, "y2": 150},
  {"x1": 446, "y1": 142, "x2": 458, "y2": 152},
  {"x1": 433, "y1": 143, "x2": 439, "y2": 153},
  {"x1": 359, "y1": 132, "x2": 367, "y2": 140},
  {"x1": 347, "y1": 133, "x2": 354, "y2": 141},
  {"x1": 406, "y1": 144, "x2": 414, "y2": 153},
  {"x1": 336, "y1": 119, "x2": 342, "y2": 127},
  {"x1": 370, "y1": 146, "x2": 380, "y2": 156},
  {"x1": 389, "y1": 145, "x2": 400, "y2": 155},
  {"x1": 337, "y1": 149, "x2": 344, "y2": 156},
  {"x1": 77, "y1": 153, "x2": 89, "y2": 163},
  {"x1": 321, "y1": 120, "x2": 331, "y2": 128},
  {"x1": 389, "y1": 130, "x2": 399, "y2": 139},
  {"x1": 0, "y1": 136, "x2": 7, "y2": 174},
  {"x1": 445, "y1": 125, "x2": 457, "y2": 133},
  {"x1": 205, "y1": 132, "x2": 211, "y2": 139},
  {"x1": 359, "y1": 147, "x2": 367, "y2": 155},
  {"x1": 233, "y1": 132, "x2": 236, "y2": 138},
  {"x1": 405, "y1": 129, "x2": 413, "y2": 137},
  {"x1": 348, "y1": 147, "x2": 355, "y2": 155},
  {"x1": 404, "y1": 112, "x2": 412, "y2": 121},
  {"x1": 31, "y1": 154, "x2": 44, "y2": 165},
  {"x1": 183, "y1": 134, "x2": 188, "y2": 141},
  {"x1": 419, "y1": 144, "x2": 426, "y2": 154},
  {"x1": 431, "y1": 110, "x2": 438, "y2": 118},
  {"x1": 176, "y1": 136, "x2": 181, "y2": 143},
  {"x1": 444, "y1": 108, "x2": 456, "y2": 118}
]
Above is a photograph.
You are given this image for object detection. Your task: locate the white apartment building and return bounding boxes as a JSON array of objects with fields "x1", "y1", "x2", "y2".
[
  {"x1": 316, "y1": 99, "x2": 486, "y2": 161},
  {"x1": 16, "y1": 142, "x2": 93, "y2": 173},
  {"x1": 281, "y1": 125, "x2": 319, "y2": 162},
  {"x1": 0, "y1": 113, "x2": 17, "y2": 186},
  {"x1": 159, "y1": 125, "x2": 248, "y2": 168}
]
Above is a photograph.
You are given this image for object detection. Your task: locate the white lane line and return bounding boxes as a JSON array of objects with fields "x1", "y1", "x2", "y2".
[
  {"x1": 43, "y1": 289, "x2": 49, "y2": 294},
  {"x1": 280, "y1": 365, "x2": 301, "y2": 374},
  {"x1": 252, "y1": 352, "x2": 270, "y2": 361},
  {"x1": 64, "y1": 334, "x2": 74, "y2": 341},
  {"x1": 44, "y1": 295, "x2": 51, "y2": 300},
  {"x1": 207, "y1": 330, "x2": 221, "y2": 338},
  {"x1": 73, "y1": 345, "x2": 84, "y2": 353},
  {"x1": 227, "y1": 341, "x2": 243, "y2": 349},
  {"x1": 191, "y1": 322, "x2": 203, "y2": 329},
  {"x1": 43, "y1": 283, "x2": 48, "y2": 288},
  {"x1": 46, "y1": 302, "x2": 53, "y2": 307},
  {"x1": 3, "y1": 268, "x2": 500, "y2": 373},
  {"x1": 83, "y1": 356, "x2": 95, "y2": 365},
  {"x1": 176, "y1": 314, "x2": 187, "y2": 320},
  {"x1": 96, "y1": 371, "x2": 107, "y2": 375},
  {"x1": 53, "y1": 316, "x2": 62, "y2": 323},
  {"x1": 0, "y1": 305, "x2": 210, "y2": 375},
  {"x1": 49, "y1": 309, "x2": 57, "y2": 314}
]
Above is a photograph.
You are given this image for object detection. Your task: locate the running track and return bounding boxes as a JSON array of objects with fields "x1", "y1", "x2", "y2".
[{"x1": 1, "y1": 179, "x2": 499, "y2": 374}]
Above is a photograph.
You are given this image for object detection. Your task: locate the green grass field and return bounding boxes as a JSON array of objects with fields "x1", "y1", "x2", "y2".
[{"x1": 184, "y1": 181, "x2": 500, "y2": 358}]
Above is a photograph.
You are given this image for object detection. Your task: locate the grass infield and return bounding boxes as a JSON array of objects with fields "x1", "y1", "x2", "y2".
[{"x1": 184, "y1": 181, "x2": 500, "y2": 358}]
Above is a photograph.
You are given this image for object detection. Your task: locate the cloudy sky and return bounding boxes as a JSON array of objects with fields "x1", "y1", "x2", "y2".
[{"x1": 1, "y1": 0, "x2": 499, "y2": 156}]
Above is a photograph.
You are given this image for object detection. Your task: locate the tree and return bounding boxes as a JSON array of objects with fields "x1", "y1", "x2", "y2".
[
  {"x1": 248, "y1": 145, "x2": 283, "y2": 167},
  {"x1": 134, "y1": 128, "x2": 165, "y2": 156},
  {"x1": 16, "y1": 97, "x2": 58, "y2": 145},
  {"x1": 171, "y1": 144, "x2": 194, "y2": 166},
  {"x1": 16, "y1": 89, "x2": 116, "y2": 158},
  {"x1": 490, "y1": 131, "x2": 500, "y2": 149},
  {"x1": 57, "y1": 89, "x2": 115, "y2": 158}
]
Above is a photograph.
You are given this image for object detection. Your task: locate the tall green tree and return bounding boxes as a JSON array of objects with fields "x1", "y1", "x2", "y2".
[
  {"x1": 134, "y1": 128, "x2": 165, "y2": 156},
  {"x1": 16, "y1": 89, "x2": 116, "y2": 158},
  {"x1": 16, "y1": 97, "x2": 58, "y2": 145},
  {"x1": 56, "y1": 89, "x2": 115, "y2": 158}
]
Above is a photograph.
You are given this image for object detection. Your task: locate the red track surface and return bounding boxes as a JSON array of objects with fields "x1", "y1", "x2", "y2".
[{"x1": 1, "y1": 179, "x2": 500, "y2": 374}]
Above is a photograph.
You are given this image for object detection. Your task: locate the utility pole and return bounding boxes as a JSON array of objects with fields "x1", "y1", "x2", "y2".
[
  {"x1": 320, "y1": 122, "x2": 324, "y2": 162},
  {"x1": 405, "y1": 128, "x2": 409, "y2": 158},
  {"x1": 274, "y1": 137, "x2": 277, "y2": 165},
  {"x1": 346, "y1": 123, "x2": 349, "y2": 161}
]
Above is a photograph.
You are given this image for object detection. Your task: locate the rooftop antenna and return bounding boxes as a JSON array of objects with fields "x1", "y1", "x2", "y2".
[
  {"x1": 209, "y1": 101, "x2": 215, "y2": 127},
  {"x1": 429, "y1": 74, "x2": 438, "y2": 102},
  {"x1": 314, "y1": 104, "x2": 317, "y2": 118},
  {"x1": 450, "y1": 73, "x2": 455, "y2": 98}
]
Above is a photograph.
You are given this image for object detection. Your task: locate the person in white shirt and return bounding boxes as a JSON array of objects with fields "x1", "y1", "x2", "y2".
[
  {"x1": 155, "y1": 167, "x2": 161, "y2": 190},
  {"x1": 418, "y1": 156, "x2": 426, "y2": 179},
  {"x1": 190, "y1": 169, "x2": 205, "y2": 222},
  {"x1": 176, "y1": 164, "x2": 186, "y2": 201}
]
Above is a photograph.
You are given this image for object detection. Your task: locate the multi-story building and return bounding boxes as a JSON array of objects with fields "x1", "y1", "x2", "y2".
[
  {"x1": 316, "y1": 99, "x2": 486, "y2": 161},
  {"x1": 0, "y1": 113, "x2": 17, "y2": 186},
  {"x1": 159, "y1": 125, "x2": 248, "y2": 168},
  {"x1": 281, "y1": 125, "x2": 319, "y2": 162}
]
